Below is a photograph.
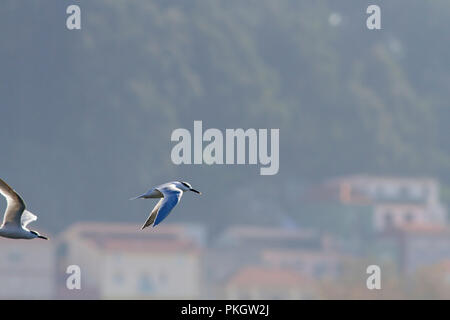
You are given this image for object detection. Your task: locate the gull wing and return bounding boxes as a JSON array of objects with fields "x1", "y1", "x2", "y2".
[
  {"x1": 142, "y1": 187, "x2": 183, "y2": 229},
  {"x1": 0, "y1": 178, "x2": 26, "y2": 227},
  {"x1": 21, "y1": 210, "x2": 37, "y2": 228}
]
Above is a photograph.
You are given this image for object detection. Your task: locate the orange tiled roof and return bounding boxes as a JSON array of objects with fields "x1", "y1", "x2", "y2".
[
  {"x1": 62, "y1": 222, "x2": 195, "y2": 236},
  {"x1": 261, "y1": 249, "x2": 341, "y2": 261},
  {"x1": 327, "y1": 174, "x2": 437, "y2": 185},
  {"x1": 60, "y1": 222, "x2": 202, "y2": 253},
  {"x1": 93, "y1": 238, "x2": 198, "y2": 253},
  {"x1": 394, "y1": 223, "x2": 449, "y2": 234},
  {"x1": 227, "y1": 266, "x2": 307, "y2": 287},
  {"x1": 224, "y1": 225, "x2": 316, "y2": 239},
  {"x1": 434, "y1": 260, "x2": 450, "y2": 271}
]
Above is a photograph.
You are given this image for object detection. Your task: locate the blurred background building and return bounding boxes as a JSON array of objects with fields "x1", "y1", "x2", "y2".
[
  {"x1": 1, "y1": 0, "x2": 450, "y2": 299},
  {"x1": 0, "y1": 172, "x2": 449, "y2": 300},
  {"x1": 224, "y1": 266, "x2": 317, "y2": 299},
  {"x1": 0, "y1": 238, "x2": 55, "y2": 299},
  {"x1": 56, "y1": 223, "x2": 204, "y2": 299},
  {"x1": 320, "y1": 175, "x2": 447, "y2": 232}
]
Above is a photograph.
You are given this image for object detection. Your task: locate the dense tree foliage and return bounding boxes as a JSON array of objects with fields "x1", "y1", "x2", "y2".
[{"x1": 0, "y1": 1, "x2": 449, "y2": 232}]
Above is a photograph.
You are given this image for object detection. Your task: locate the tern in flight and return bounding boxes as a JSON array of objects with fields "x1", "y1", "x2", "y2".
[
  {"x1": 130, "y1": 181, "x2": 201, "y2": 229},
  {"x1": 0, "y1": 178, "x2": 48, "y2": 240}
]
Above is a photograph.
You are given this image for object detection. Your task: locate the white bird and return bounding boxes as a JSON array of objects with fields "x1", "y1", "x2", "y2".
[
  {"x1": 130, "y1": 181, "x2": 201, "y2": 229},
  {"x1": 0, "y1": 178, "x2": 48, "y2": 240}
]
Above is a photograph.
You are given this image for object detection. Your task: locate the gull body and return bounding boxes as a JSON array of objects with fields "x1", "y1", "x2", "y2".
[
  {"x1": 130, "y1": 181, "x2": 201, "y2": 229},
  {"x1": 0, "y1": 178, "x2": 48, "y2": 240}
]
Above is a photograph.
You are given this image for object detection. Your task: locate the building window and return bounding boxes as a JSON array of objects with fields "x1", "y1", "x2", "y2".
[
  {"x1": 138, "y1": 274, "x2": 156, "y2": 294},
  {"x1": 113, "y1": 273, "x2": 124, "y2": 286},
  {"x1": 56, "y1": 243, "x2": 68, "y2": 257},
  {"x1": 159, "y1": 272, "x2": 168, "y2": 285},
  {"x1": 404, "y1": 212, "x2": 415, "y2": 224},
  {"x1": 314, "y1": 263, "x2": 327, "y2": 278},
  {"x1": 408, "y1": 185, "x2": 422, "y2": 199},
  {"x1": 384, "y1": 185, "x2": 399, "y2": 198},
  {"x1": 384, "y1": 213, "x2": 394, "y2": 228},
  {"x1": 399, "y1": 186, "x2": 409, "y2": 199}
]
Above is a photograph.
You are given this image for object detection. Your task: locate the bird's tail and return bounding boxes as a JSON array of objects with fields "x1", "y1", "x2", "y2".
[{"x1": 129, "y1": 194, "x2": 146, "y2": 200}]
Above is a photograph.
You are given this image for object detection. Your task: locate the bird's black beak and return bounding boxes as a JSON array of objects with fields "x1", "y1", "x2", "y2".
[
  {"x1": 38, "y1": 235, "x2": 49, "y2": 240},
  {"x1": 190, "y1": 188, "x2": 201, "y2": 194}
]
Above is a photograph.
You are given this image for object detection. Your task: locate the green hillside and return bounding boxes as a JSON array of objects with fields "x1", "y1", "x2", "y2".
[{"x1": 0, "y1": 0, "x2": 449, "y2": 231}]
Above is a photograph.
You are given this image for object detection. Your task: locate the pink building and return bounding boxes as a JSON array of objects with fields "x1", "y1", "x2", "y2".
[{"x1": 224, "y1": 266, "x2": 317, "y2": 299}]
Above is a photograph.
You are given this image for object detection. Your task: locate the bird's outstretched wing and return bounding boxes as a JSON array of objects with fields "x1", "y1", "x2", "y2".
[
  {"x1": 21, "y1": 210, "x2": 37, "y2": 228},
  {"x1": 0, "y1": 178, "x2": 26, "y2": 226},
  {"x1": 141, "y1": 198, "x2": 163, "y2": 229},
  {"x1": 142, "y1": 188, "x2": 182, "y2": 229}
]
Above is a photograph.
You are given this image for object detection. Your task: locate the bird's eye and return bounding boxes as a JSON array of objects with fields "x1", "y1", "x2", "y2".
[{"x1": 181, "y1": 182, "x2": 190, "y2": 188}]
